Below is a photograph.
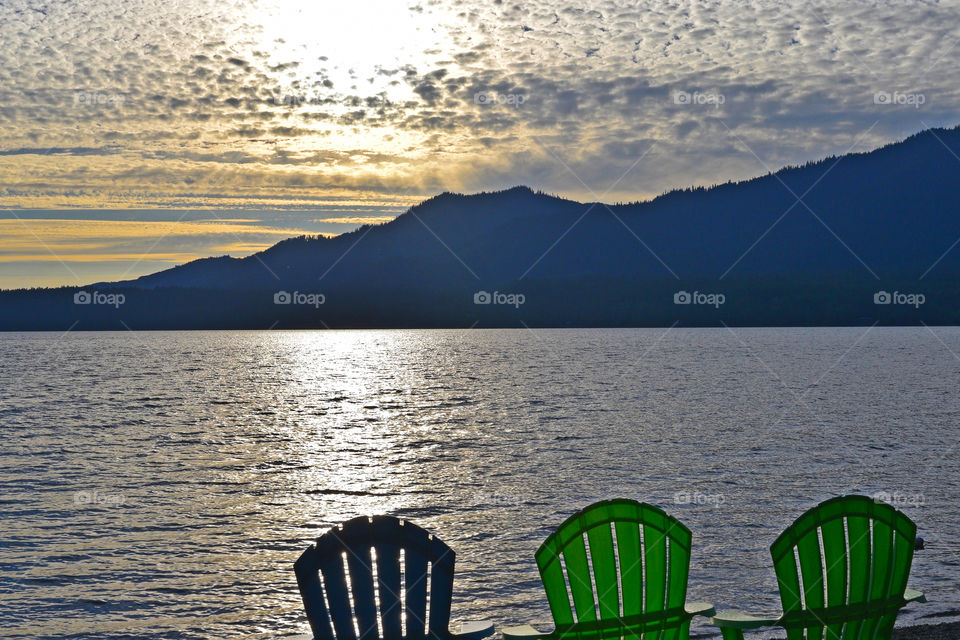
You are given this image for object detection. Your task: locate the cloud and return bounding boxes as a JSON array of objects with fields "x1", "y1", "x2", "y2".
[
  {"x1": 0, "y1": 217, "x2": 315, "y2": 262},
  {"x1": 1, "y1": 0, "x2": 960, "y2": 285},
  {"x1": 1, "y1": 0, "x2": 957, "y2": 210},
  {"x1": 0, "y1": 146, "x2": 124, "y2": 156},
  {"x1": 312, "y1": 215, "x2": 396, "y2": 224}
]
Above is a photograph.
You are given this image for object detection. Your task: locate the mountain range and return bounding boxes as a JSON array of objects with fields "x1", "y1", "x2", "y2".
[{"x1": 3, "y1": 125, "x2": 960, "y2": 329}]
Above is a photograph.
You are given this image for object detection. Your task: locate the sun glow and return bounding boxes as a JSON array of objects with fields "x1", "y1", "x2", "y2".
[
  {"x1": 228, "y1": 1, "x2": 461, "y2": 165},
  {"x1": 250, "y1": 0, "x2": 453, "y2": 100}
]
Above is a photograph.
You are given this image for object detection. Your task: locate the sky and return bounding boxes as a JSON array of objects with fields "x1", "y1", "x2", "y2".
[{"x1": 1, "y1": 0, "x2": 959, "y2": 287}]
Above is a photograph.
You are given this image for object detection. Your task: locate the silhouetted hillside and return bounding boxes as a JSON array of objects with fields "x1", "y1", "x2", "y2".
[{"x1": 3, "y1": 126, "x2": 960, "y2": 329}]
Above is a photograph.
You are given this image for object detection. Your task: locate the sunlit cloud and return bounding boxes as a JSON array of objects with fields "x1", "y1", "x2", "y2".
[
  {"x1": 0, "y1": 252, "x2": 206, "y2": 264},
  {"x1": 0, "y1": 218, "x2": 315, "y2": 266},
  {"x1": 312, "y1": 216, "x2": 396, "y2": 224}
]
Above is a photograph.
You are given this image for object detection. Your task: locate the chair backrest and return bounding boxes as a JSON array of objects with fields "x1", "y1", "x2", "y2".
[
  {"x1": 769, "y1": 495, "x2": 918, "y2": 640},
  {"x1": 295, "y1": 515, "x2": 456, "y2": 640},
  {"x1": 535, "y1": 499, "x2": 694, "y2": 640}
]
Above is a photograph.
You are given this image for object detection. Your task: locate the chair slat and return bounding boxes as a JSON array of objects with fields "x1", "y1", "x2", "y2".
[
  {"x1": 662, "y1": 535, "x2": 690, "y2": 640},
  {"x1": 871, "y1": 519, "x2": 895, "y2": 599},
  {"x1": 563, "y1": 533, "x2": 598, "y2": 622},
  {"x1": 875, "y1": 528, "x2": 912, "y2": 640},
  {"x1": 773, "y1": 550, "x2": 803, "y2": 613},
  {"x1": 295, "y1": 545, "x2": 335, "y2": 640},
  {"x1": 889, "y1": 523, "x2": 915, "y2": 598},
  {"x1": 860, "y1": 519, "x2": 894, "y2": 640},
  {"x1": 346, "y1": 544, "x2": 380, "y2": 640},
  {"x1": 539, "y1": 551, "x2": 575, "y2": 626},
  {"x1": 820, "y1": 518, "x2": 847, "y2": 640},
  {"x1": 586, "y1": 522, "x2": 619, "y2": 619},
  {"x1": 641, "y1": 522, "x2": 667, "y2": 640},
  {"x1": 667, "y1": 533, "x2": 690, "y2": 611},
  {"x1": 843, "y1": 514, "x2": 870, "y2": 640},
  {"x1": 403, "y1": 534, "x2": 430, "y2": 639},
  {"x1": 320, "y1": 549, "x2": 358, "y2": 640},
  {"x1": 847, "y1": 515, "x2": 872, "y2": 604},
  {"x1": 820, "y1": 519, "x2": 847, "y2": 607},
  {"x1": 376, "y1": 541, "x2": 403, "y2": 639},
  {"x1": 643, "y1": 523, "x2": 667, "y2": 615},
  {"x1": 428, "y1": 536, "x2": 455, "y2": 635},
  {"x1": 615, "y1": 521, "x2": 643, "y2": 618},
  {"x1": 798, "y1": 530, "x2": 825, "y2": 640}
]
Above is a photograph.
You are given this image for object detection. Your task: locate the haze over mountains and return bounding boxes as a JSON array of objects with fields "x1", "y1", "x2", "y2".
[{"x1": 3, "y1": 126, "x2": 960, "y2": 329}]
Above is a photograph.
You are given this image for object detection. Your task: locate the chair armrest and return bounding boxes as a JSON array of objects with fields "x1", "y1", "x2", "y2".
[
  {"x1": 451, "y1": 620, "x2": 495, "y2": 640},
  {"x1": 711, "y1": 610, "x2": 781, "y2": 630},
  {"x1": 904, "y1": 589, "x2": 926, "y2": 603},
  {"x1": 685, "y1": 602, "x2": 716, "y2": 617},
  {"x1": 502, "y1": 624, "x2": 549, "y2": 640}
]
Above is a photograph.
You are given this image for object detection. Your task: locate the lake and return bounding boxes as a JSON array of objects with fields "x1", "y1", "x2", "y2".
[{"x1": 2, "y1": 328, "x2": 958, "y2": 639}]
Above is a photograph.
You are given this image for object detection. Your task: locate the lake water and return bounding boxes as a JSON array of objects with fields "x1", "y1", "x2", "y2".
[{"x1": 2, "y1": 328, "x2": 959, "y2": 639}]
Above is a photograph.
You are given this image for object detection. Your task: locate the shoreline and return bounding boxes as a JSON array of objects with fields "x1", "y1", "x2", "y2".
[
  {"x1": 691, "y1": 619, "x2": 960, "y2": 640},
  {"x1": 768, "y1": 621, "x2": 960, "y2": 640},
  {"x1": 894, "y1": 621, "x2": 960, "y2": 640}
]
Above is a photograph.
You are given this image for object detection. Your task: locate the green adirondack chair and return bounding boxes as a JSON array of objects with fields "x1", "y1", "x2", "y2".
[
  {"x1": 503, "y1": 499, "x2": 715, "y2": 640},
  {"x1": 294, "y1": 515, "x2": 494, "y2": 640},
  {"x1": 711, "y1": 495, "x2": 926, "y2": 640}
]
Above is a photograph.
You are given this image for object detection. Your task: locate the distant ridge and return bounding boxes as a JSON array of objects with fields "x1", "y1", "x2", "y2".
[{"x1": 3, "y1": 125, "x2": 960, "y2": 329}]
